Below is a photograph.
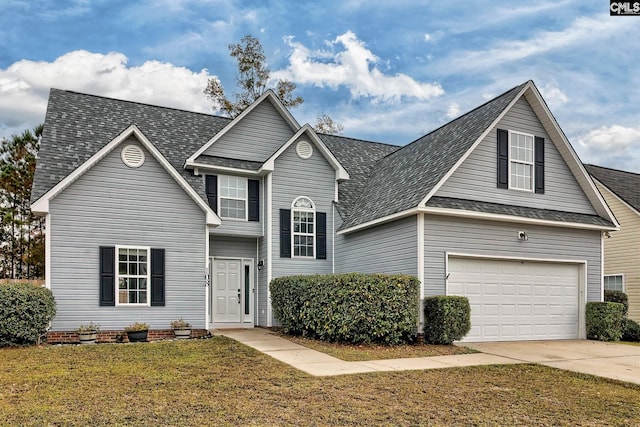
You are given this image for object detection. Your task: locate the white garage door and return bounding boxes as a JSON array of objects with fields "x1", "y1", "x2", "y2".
[{"x1": 447, "y1": 257, "x2": 580, "y2": 342}]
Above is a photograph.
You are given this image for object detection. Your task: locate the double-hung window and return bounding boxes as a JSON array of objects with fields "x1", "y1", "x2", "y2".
[
  {"x1": 509, "y1": 131, "x2": 535, "y2": 191},
  {"x1": 604, "y1": 274, "x2": 624, "y2": 292},
  {"x1": 219, "y1": 175, "x2": 247, "y2": 220},
  {"x1": 292, "y1": 197, "x2": 315, "y2": 257},
  {"x1": 117, "y1": 246, "x2": 150, "y2": 305}
]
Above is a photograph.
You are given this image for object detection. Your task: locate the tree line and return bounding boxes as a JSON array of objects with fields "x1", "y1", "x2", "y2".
[{"x1": 0, "y1": 125, "x2": 44, "y2": 279}]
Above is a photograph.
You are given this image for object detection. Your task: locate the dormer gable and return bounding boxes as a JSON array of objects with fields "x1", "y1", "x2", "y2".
[{"x1": 187, "y1": 90, "x2": 300, "y2": 165}]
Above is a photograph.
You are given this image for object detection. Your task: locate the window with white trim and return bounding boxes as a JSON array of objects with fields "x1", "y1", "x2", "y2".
[
  {"x1": 604, "y1": 274, "x2": 624, "y2": 292},
  {"x1": 219, "y1": 175, "x2": 247, "y2": 220},
  {"x1": 292, "y1": 197, "x2": 315, "y2": 257},
  {"x1": 117, "y1": 246, "x2": 150, "y2": 305},
  {"x1": 509, "y1": 131, "x2": 534, "y2": 191}
]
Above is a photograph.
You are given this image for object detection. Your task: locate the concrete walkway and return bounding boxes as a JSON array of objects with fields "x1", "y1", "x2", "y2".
[
  {"x1": 465, "y1": 340, "x2": 640, "y2": 385},
  {"x1": 216, "y1": 329, "x2": 640, "y2": 384},
  {"x1": 214, "y1": 328, "x2": 520, "y2": 377}
]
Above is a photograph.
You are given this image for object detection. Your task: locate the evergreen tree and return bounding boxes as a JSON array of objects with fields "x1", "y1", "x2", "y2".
[{"x1": 0, "y1": 125, "x2": 44, "y2": 279}]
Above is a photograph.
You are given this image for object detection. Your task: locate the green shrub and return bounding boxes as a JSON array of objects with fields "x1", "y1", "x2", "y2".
[
  {"x1": 423, "y1": 296, "x2": 471, "y2": 344},
  {"x1": 622, "y1": 318, "x2": 640, "y2": 342},
  {"x1": 270, "y1": 273, "x2": 420, "y2": 345},
  {"x1": 586, "y1": 301, "x2": 624, "y2": 342},
  {"x1": 604, "y1": 290, "x2": 628, "y2": 317},
  {"x1": 0, "y1": 283, "x2": 56, "y2": 346}
]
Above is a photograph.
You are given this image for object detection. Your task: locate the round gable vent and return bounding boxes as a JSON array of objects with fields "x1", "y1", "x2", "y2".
[
  {"x1": 121, "y1": 144, "x2": 145, "y2": 168},
  {"x1": 296, "y1": 140, "x2": 313, "y2": 159}
]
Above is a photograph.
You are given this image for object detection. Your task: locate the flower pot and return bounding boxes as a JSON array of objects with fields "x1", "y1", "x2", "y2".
[
  {"x1": 173, "y1": 328, "x2": 192, "y2": 340},
  {"x1": 126, "y1": 330, "x2": 148, "y2": 343},
  {"x1": 78, "y1": 332, "x2": 98, "y2": 345}
]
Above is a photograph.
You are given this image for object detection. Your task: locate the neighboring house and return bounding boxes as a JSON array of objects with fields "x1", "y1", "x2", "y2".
[
  {"x1": 31, "y1": 80, "x2": 618, "y2": 343},
  {"x1": 585, "y1": 164, "x2": 640, "y2": 323}
]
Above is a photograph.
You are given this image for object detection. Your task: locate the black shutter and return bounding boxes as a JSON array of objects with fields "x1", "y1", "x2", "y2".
[
  {"x1": 205, "y1": 175, "x2": 217, "y2": 212},
  {"x1": 99, "y1": 246, "x2": 115, "y2": 306},
  {"x1": 280, "y1": 209, "x2": 291, "y2": 258},
  {"x1": 248, "y1": 179, "x2": 260, "y2": 221},
  {"x1": 316, "y1": 212, "x2": 327, "y2": 260},
  {"x1": 150, "y1": 248, "x2": 165, "y2": 306},
  {"x1": 534, "y1": 136, "x2": 545, "y2": 194},
  {"x1": 497, "y1": 129, "x2": 509, "y2": 189}
]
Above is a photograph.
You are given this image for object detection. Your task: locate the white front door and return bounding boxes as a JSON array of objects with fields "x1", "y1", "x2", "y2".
[{"x1": 212, "y1": 258, "x2": 253, "y2": 325}]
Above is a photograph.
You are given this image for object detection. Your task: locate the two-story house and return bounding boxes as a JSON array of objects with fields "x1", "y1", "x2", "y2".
[{"x1": 31, "y1": 80, "x2": 618, "y2": 343}]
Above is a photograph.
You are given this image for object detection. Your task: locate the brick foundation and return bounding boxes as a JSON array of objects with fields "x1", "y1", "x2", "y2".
[{"x1": 46, "y1": 329, "x2": 209, "y2": 344}]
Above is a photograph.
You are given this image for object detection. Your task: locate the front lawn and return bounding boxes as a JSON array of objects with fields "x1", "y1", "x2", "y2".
[
  {"x1": 282, "y1": 334, "x2": 476, "y2": 361},
  {"x1": 1, "y1": 338, "x2": 639, "y2": 426}
]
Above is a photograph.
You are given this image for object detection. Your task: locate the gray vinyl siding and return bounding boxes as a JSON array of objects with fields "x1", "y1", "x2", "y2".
[
  {"x1": 424, "y1": 215, "x2": 602, "y2": 301},
  {"x1": 203, "y1": 101, "x2": 294, "y2": 162},
  {"x1": 335, "y1": 215, "x2": 418, "y2": 276},
  {"x1": 435, "y1": 97, "x2": 597, "y2": 215},
  {"x1": 49, "y1": 138, "x2": 207, "y2": 331},
  {"x1": 272, "y1": 140, "x2": 335, "y2": 280},
  {"x1": 209, "y1": 236, "x2": 257, "y2": 259}
]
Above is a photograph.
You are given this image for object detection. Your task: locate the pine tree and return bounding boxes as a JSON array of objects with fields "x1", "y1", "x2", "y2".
[{"x1": 0, "y1": 125, "x2": 44, "y2": 279}]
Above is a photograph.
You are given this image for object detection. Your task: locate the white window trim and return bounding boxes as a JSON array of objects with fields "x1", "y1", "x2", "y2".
[
  {"x1": 218, "y1": 175, "x2": 248, "y2": 221},
  {"x1": 508, "y1": 130, "x2": 535, "y2": 193},
  {"x1": 603, "y1": 273, "x2": 625, "y2": 292},
  {"x1": 291, "y1": 196, "x2": 315, "y2": 258},
  {"x1": 115, "y1": 245, "x2": 151, "y2": 307}
]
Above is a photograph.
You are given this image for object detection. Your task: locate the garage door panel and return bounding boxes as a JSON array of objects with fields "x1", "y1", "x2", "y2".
[{"x1": 448, "y1": 257, "x2": 580, "y2": 342}]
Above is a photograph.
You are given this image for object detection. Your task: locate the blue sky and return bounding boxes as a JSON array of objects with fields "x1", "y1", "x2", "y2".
[{"x1": 1, "y1": 0, "x2": 639, "y2": 171}]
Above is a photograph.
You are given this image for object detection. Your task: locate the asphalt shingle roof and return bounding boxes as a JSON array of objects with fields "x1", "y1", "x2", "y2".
[
  {"x1": 585, "y1": 164, "x2": 640, "y2": 213},
  {"x1": 338, "y1": 82, "x2": 528, "y2": 230},
  {"x1": 32, "y1": 89, "x2": 231, "y2": 203},
  {"x1": 193, "y1": 154, "x2": 263, "y2": 171},
  {"x1": 33, "y1": 84, "x2": 612, "y2": 232},
  {"x1": 427, "y1": 196, "x2": 613, "y2": 227},
  {"x1": 319, "y1": 134, "x2": 400, "y2": 219}
]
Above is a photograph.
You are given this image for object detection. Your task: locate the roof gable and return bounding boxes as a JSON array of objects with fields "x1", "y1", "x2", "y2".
[
  {"x1": 586, "y1": 164, "x2": 640, "y2": 216},
  {"x1": 187, "y1": 90, "x2": 300, "y2": 165},
  {"x1": 31, "y1": 88, "x2": 229, "y2": 205},
  {"x1": 261, "y1": 124, "x2": 349, "y2": 180},
  {"x1": 31, "y1": 124, "x2": 221, "y2": 226},
  {"x1": 338, "y1": 82, "x2": 527, "y2": 231}
]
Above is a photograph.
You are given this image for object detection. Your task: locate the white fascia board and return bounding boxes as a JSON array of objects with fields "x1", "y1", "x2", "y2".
[
  {"x1": 592, "y1": 177, "x2": 640, "y2": 218},
  {"x1": 421, "y1": 206, "x2": 619, "y2": 231},
  {"x1": 259, "y1": 124, "x2": 350, "y2": 180},
  {"x1": 184, "y1": 161, "x2": 263, "y2": 177},
  {"x1": 336, "y1": 207, "x2": 422, "y2": 235},
  {"x1": 521, "y1": 85, "x2": 619, "y2": 228},
  {"x1": 186, "y1": 90, "x2": 301, "y2": 163},
  {"x1": 418, "y1": 82, "x2": 530, "y2": 208},
  {"x1": 30, "y1": 124, "x2": 222, "y2": 226}
]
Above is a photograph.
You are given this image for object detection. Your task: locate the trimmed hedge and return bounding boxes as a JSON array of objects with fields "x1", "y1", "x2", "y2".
[
  {"x1": 586, "y1": 301, "x2": 624, "y2": 342},
  {"x1": 270, "y1": 273, "x2": 420, "y2": 344},
  {"x1": 622, "y1": 318, "x2": 640, "y2": 342},
  {"x1": 604, "y1": 290, "x2": 628, "y2": 317},
  {"x1": 0, "y1": 283, "x2": 56, "y2": 346},
  {"x1": 423, "y1": 296, "x2": 471, "y2": 344}
]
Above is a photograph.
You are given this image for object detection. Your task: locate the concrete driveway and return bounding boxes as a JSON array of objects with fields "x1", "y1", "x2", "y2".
[{"x1": 464, "y1": 340, "x2": 640, "y2": 385}]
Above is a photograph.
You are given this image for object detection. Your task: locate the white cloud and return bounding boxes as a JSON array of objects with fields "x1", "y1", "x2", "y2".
[
  {"x1": 424, "y1": 33, "x2": 432, "y2": 42},
  {"x1": 438, "y1": 16, "x2": 630, "y2": 74},
  {"x1": 576, "y1": 125, "x2": 640, "y2": 172},
  {"x1": 0, "y1": 50, "x2": 216, "y2": 139},
  {"x1": 446, "y1": 103, "x2": 460, "y2": 118},
  {"x1": 539, "y1": 83, "x2": 569, "y2": 106},
  {"x1": 273, "y1": 31, "x2": 444, "y2": 103}
]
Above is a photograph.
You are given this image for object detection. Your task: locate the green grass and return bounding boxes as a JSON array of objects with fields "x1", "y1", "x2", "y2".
[
  {"x1": 1, "y1": 338, "x2": 639, "y2": 426},
  {"x1": 282, "y1": 334, "x2": 477, "y2": 361}
]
